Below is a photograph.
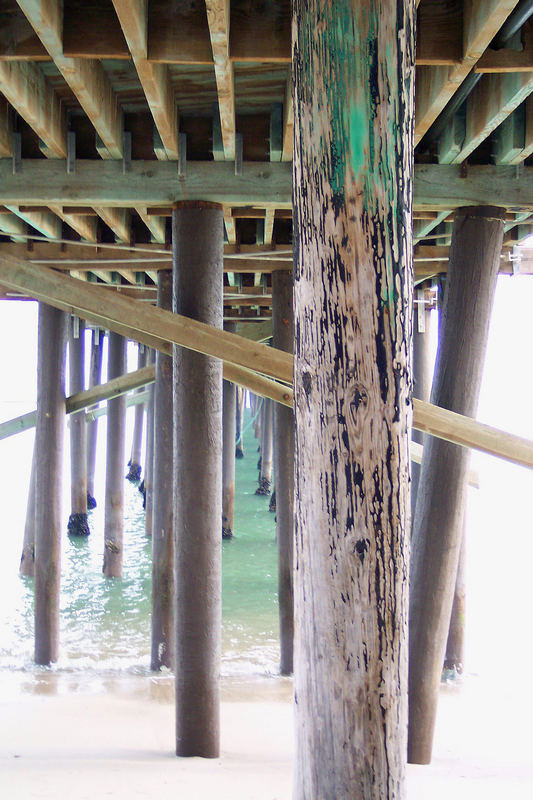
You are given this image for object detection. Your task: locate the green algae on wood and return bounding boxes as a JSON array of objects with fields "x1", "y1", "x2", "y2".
[{"x1": 292, "y1": 1, "x2": 416, "y2": 797}]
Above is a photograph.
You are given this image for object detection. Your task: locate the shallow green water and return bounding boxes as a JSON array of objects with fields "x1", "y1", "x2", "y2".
[{"x1": 0, "y1": 406, "x2": 280, "y2": 683}]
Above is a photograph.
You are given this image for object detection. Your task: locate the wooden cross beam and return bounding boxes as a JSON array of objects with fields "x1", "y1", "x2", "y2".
[
  {"x1": 1, "y1": 162, "x2": 533, "y2": 212},
  {"x1": 1, "y1": 253, "x2": 533, "y2": 470}
]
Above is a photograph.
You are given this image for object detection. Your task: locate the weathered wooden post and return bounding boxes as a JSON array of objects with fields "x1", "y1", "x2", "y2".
[
  {"x1": 34, "y1": 303, "x2": 67, "y2": 665},
  {"x1": 222, "y1": 322, "x2": 237, "y2": 540},
  {"x1": 173, "y1": 202, "x2": 223, "y2": 758},
  {"x1": 67, "y1": 316, "x2": 90, "y2": 536},
  {"x1": 102, "y1": 332, "x2": 126, "y2": 578},
  {"x1": 411, "y1": 283, "x2": 433, "y2": 518},
  {"x1": 144, "y1": 350, "x2": 155, "y2": 535},
  {"x1": 253, "y1": 394, "x2": 261, "y2": 441},
  {"x1": 272, "y1": 270, "x2": 294, "y2": 676},
  {"x1": 126, "y1": 343, "x2": 146, "y2": 482},
  {"x1": 151, "y1": 271, "x2": 175, "y2": 671},
  {"x1": 256, "y1": 397, "x2": 273, "y2": 495},
  {"x1": 293, "y1": 1, "x2": 415, "y2": 796},
  {"x1": 86, "y1": 328, "x2": 103, "y2": 509},
  {"x1": 19, "y1": 445, "x2": 36, "y2": 577},
  {"x1": 235, "y1": 386, "x2": 244, "y2": 459},
  {"x1": 409, "y1": 206, "x2": 506, "y2": 764},
  {"x1": 444, "y1": 530, "x2": 466, "y2": 675}
]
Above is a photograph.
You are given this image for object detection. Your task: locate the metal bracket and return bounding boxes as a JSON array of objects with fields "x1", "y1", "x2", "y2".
[
  {"x1": 509, "y1": 246, "x2": 522, "y2": 275},
  {"x1": 72, "y1": 315, "x2": 80, "y2": 339}
]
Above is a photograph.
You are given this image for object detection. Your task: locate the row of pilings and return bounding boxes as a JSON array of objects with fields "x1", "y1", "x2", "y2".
[
  {"x1": 18, "y1": 203, "x2": 295, "y2": 759},
  {"x1": 13, "y1": 201, "x2": 504, "y2": 783}
]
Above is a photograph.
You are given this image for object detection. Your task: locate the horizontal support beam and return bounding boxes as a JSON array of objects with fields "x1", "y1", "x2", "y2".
[
  {"x1": 413, "y1": 164, "x2": 533, "y2": 211},
  {"x1": 1, "y1": 162, "x2": 533, "y2": 213},
  {"x1": 0, "y1": 159, "x2": 292, "y2": 208}
]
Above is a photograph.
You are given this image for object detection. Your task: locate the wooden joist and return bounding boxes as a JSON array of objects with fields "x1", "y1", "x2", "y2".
[
  {"x1": 440, "y1": 71, "x2": 533, "y2": 164},
  {"x1": 205, "y1": 0, "x2": 236, "y2": 160},
  {"x1": 0, "y1": 99, "x2": 12, "y2": 157},
  {"x1": 7, "y1": 205, "x2": 60, "y2": 239},
  {"x1": 415, "y1": 0, "x2": 522, "y2": 144},
  {"x1": 111, "y1": 0, "x2": 180, "y2": 160},
  {"x1": 136, "y1": 207, "x2": 166, "y2": 244},
  {"x1": 17, "y1": 0, "x2": 124, "y2": 158},
  {"x1": 0, "y1": 59, "x2": 66, "y2": 157},
  {"x1": 94, "y1": 207, "x2": 131, "y2": 242}
]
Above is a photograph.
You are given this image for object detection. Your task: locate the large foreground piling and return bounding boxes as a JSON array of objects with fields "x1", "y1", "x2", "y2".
[
  {"x1": 272, "y1": 270, "x2": 294, "y2": 676},
  {"x1": 256, "y1": 397, "x2": 272, "y2": 495},
  {"x1": 34, "y1": 303, "x2": 67, "y2": 665},
  {"x1": 127, "y1": 343, "x2": 146, "y2": 482},
  {"x1": 151, "y1": 272, "x2": 175, "y2": 671},
  {"x1": 103, "y1": 332, "x2": 126, "y2": 578},
  {"x1": 173, "y1": 202, "x2": 223, "y2": 758},
  {"x1": 409, "y1": 206, "x2": 506, "y2": 764},
  {"x1": 86, "y1": 328, "x2": 103, "y2": 509},
  {"x1": 222, "y1": 322, "x2": 237, "y2": 539},
  {"x1": 292, "y1": 2, "x2": 415, "y2": 796},
  {"x1": 67, "y1": 316, "x2": 89, "y2": 536},
  {"x1": 20, "y1": 444, "x2": 36, "y2": 577}
]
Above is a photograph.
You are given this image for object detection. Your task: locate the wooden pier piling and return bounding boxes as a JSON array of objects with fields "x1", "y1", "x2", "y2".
[
  {"x1": 86, "y1": 328, "x2": 103, "y2": 509},
  {"x1": 144, "y1": 349, "x2": 155, "y2": 536},
  {"x1": 19, "y1": 444, "x2": 36, "y2": 578},
  {"x1": 34, "y1": 303, "x2": 67, "y2": 665},
  {"x1": 222, "y1": 325, "x2": 236, "y2": 540},
  {"x1": 102, "y1": 332, "x2": 126, "y2": 578},
  {"x1": 126, "y1": 343, "x2": 146, "y2": 482},
  {"x1": 256, "y1": 397, "x2": 272, "y2": 495},
  {"x1": 173, "y1": 203, "x2": 223, "y2": 758},
  {"x1": 409, "y1": 206, "x2": 506, "y2": 764},
  {"x1": 235, "y1": 386, "x2": 244, "y2": 459},
  {"x1": 292, "y1": 1, "x2": 415, "y2": 795},
  {"x1": 412, "y1": 283, "x2": 434, "y2": 519},
  {"x1": 272, "y1": 270, "x2": 294, "y2": 676},
  {"x1": 151, "y1": 272, "x2": 175, "y2": 671},
  {"x1": 67, "y1": 316, "x2": 89, "y2": 536}
]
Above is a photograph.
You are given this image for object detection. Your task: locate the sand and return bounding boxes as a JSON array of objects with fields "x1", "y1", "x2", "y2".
[{"x1": 1, "y1": 673, "x2": 532, "y2": 799}]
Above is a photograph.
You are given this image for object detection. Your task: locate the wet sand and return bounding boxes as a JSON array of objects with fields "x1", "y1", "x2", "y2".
[{"x1": 1, "y1": 673, "x2": 532, "y2": 799}]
